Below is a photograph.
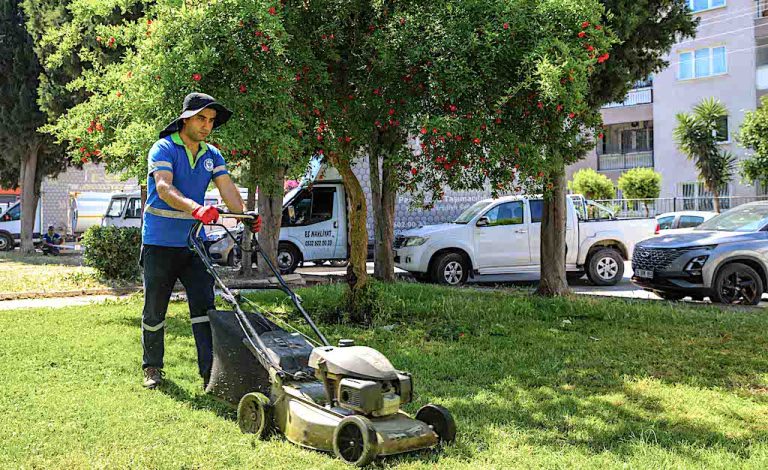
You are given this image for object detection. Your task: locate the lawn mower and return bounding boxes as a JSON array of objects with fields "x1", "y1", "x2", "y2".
[{"x1": 188, "y1": 213, "x2": 456, "y2": 466}]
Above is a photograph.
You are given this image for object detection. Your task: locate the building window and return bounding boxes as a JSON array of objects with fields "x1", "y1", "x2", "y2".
[
  {"x1": 688, "y1": 0, "x2": 725, "y2": 13},
  {"x1": 715, "y1": 116, "x2": 728, "y2": 142},
  {"x1": 679, "y1": 46, "x2": 727, "y2": 80}
]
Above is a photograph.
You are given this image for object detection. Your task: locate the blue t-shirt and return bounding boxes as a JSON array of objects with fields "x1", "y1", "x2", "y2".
[{"x1": 142, "y1": 132, "x2": 228, "y2": 247}]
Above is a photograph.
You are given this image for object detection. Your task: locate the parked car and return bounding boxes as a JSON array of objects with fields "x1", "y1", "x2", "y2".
[
  {"x1": 0, "y1": 200, "x2": 42, "y2": 251},
  {"x1": 656, "y1": 211, "x2": 716, "y2": 234},
  {"x1": 631, "y1": 201, "x2": 768, "y2": 304},
  {"x1": 394, "y1": 195, "x2": 657, "y2": 286}
]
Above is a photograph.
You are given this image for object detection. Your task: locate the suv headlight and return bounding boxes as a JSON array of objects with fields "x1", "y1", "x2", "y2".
[{"x1": 404, "y1": 236, "x2": 428, "y2": 247}]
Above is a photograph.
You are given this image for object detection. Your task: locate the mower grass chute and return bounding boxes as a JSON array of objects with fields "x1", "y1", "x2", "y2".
[{"x1": 188, "y1": 214, "x2": 456, "y2": 466}]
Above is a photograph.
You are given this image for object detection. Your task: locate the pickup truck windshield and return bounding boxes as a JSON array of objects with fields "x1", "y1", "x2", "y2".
[
  {"x1": 696, "y1": 204, "x2": 768, "y2": 232},
  {"x1": 454, "y1": 201, "x2": 492, "y2": 224}
]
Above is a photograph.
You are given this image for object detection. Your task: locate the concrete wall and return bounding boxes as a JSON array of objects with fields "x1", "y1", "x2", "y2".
[{"x1": 41, "y1": 164, "x2": 137, "y2": 234}]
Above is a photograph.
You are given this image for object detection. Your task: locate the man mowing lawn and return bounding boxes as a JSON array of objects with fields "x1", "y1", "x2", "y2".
[{"x1": 141, "y1": 92, "x2": 261, "y2": 389}]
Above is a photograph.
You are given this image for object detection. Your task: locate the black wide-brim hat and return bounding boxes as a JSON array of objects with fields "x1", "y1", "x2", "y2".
[{"x1": 159, "y1": 92, "x2": 233, "y2": 139}]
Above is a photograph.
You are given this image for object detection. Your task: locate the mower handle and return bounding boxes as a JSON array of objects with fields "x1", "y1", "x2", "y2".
[{"x1": 186, "y1": 217, "x2": 331, "y2": 347}]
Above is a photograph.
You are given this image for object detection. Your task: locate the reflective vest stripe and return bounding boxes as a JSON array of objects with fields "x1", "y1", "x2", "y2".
[
  {"x1": 142, "y1": 321, "x2": 165, "y2": 332},
  {"x1": 212, "y1": 165, "x2": 226, "y2": 174},
  {"x1": 191, "y1": 316, "x2": 210, "y2": 325},
  {"x1": 148, "y1": 161, "x2": 173, "y2": 172},
  {"x1": 145, "y1": 206, "x2": 196, "y2": 220}
]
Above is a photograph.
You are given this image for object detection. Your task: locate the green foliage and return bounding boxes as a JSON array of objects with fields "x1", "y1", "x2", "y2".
[
  {"x1": 617, "y1": 167, "x2": 661, "y2": 200},
  {"x1": 674, "y1": 98, "x2": 735, "y2": 197},
  {"x1": 43, "y1": 0, "x2": 309, "y2": 188},
  {"x1": 589, "y1": 1, "x2": 697, "y2": 107},
  {"x1": 738, "y1": 95, "x2": 768, "y2": 188},
  {"x1": 569, "y1": 168, "x2": 615, "y2": 200},
  {"x1": 0, "y1": 0, "x2": 67, "y2": 190},
  {"x1": 81, "y1": 225, "x2": 141, "y2": 280}
]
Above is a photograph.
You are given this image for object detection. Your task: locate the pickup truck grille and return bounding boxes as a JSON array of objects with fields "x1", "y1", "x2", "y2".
[
  {"x1": 393, "y1": 236, "x2": 406, "y2": 249},
  {"x1": 632, "y1": 246, "x2": 696, "y2": 272}
]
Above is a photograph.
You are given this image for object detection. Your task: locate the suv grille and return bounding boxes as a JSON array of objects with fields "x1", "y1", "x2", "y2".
[
  {"x1": 393, "y1": 236, "x2": 406, "y2": 249},
  {"x1": 632, "y1": 246, "x2": 696, "y2": 272}
]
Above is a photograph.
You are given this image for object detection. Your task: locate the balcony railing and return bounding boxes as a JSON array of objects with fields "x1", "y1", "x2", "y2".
[
  {"x1": 602, "y1": 87, "x2": 653, "y2": 109},
  {"x1": 597, "y1": 151, "x2": 654, "y2": 171}
]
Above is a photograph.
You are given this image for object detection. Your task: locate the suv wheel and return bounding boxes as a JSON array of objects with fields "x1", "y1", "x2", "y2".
[
  {"x1": 586, "y1": 248, "x2": 624, "y2": 286},
  {"x1": 711, "y1": 263, "x2": 764, "y2": 305},
  {"x1": 432, "y1": 252, "x2": 469, "y2": 286}
]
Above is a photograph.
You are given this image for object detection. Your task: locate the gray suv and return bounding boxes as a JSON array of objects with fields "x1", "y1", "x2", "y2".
[{"x1": 632, "y1": 201, "x2": 768, "y2": 305}]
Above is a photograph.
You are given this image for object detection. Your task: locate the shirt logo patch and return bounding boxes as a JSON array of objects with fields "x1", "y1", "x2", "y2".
[{"x1": 204, "y1": 158, "x2": 214, "y2": 172}]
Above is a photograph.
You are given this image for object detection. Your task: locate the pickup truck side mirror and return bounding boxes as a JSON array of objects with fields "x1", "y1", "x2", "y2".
[{"x1": 476, "y1": 216, "x2": 489, "y2": 227}]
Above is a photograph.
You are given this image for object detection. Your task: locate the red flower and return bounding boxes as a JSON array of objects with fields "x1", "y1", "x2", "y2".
[
  {"x1": 79, "y1": 147, "x2": 86, "y2": 153},
  {"x1": 597, "y1": 53, "x2": 610, "y2": 63},
  {"x1": 537, "y1": 101, "x2": 544, "y2": 109},
  {"x1": 116, "y1": 91, "x2": 122, "y2": 98},
  {"x1": 239, "y1": 84, "x2": 247, "y2": 93},
  {"x1": 568, "y1": 112, "x2": 576, "y2": 119},
  {"x1": 231, "y1": 149, "x2": 238, "y2": 156},
  {"x1": 480, "y1": 124, "x2": 487, "y2": 130},
  {"x1": 147, "y1": 19, "x2": 152, "y2": 25},
  {"x1": 295, "y1": 74, "x2": 302, "y2": 81},
  {"x1": 585, "y1": 44, "x2": 594, "y2": 52},
  {"x1": 192, "y1": 73, "x2": 201, "y2": 81},
  {"x1": 261, "y1": 44, "x2": 270, "y2": 52},
  {"x1": 255, "y1": 30, "x2": 263, "y2": 37},
  {"x1": 375, "y1": 120, "x2": 381, "y2": 127},
  {"x1": 410, "y1": 167, "x2": 418, "y2": 175},
  {"x1": 595, "y1": 25, "x2": 602, "y2": 31},
  {"x1": 598, "y1": 133, "x2": 604, "y2": 139},
  {"x1": 581, "y1": 21, "x2": 590, "y2": 29},
  {"x1": 449, "y1": 104, "x2": 457, "y2": 112},
  {"x1": 495, "y1": 118, "x2": 502, "y2": 124},
  {"x1": 420, "y1": 127, "x2": 427, "y2": 135},
  {"x1": 268, "y1": 6, "x2": 276, "y2": 15},
  {"x1": 503, "y1": 23, "x2": 509, "y2": 30},
  {"x1": 344, "y1": 136, "x2": 351, "y2": 143},
  {"x1": 96, "y1": 36, "x2": 102, "y2": 43},
  {"x1": 373, "y1": 88, "x2": 381, "y2": 95},
  {"x1": 95, "y1": 123, "x2": 104, "y2": 131},
  {"x1": 81, "y1": 157, "x2": 88, "y2": 163},
  {"x1": 388, "y1": 108, "x2": 395, "y2": 116},
  {"x1": 87, "y1": 127, "x2": 94, "y2": 134},
  {"x1": 556, "y1": 104, "x2": 563, "y2": 112},
  {"x1": 473, "y1": 138, "x2": 481, "y2": 145},
  {"x1": 578, "y1": 31, "x2": 586, "y2": 38}
]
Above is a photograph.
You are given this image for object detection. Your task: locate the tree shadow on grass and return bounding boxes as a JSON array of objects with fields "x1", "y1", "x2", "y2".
[{"x1": 159, "y1": 378, "x2": 236, "y2": 421}]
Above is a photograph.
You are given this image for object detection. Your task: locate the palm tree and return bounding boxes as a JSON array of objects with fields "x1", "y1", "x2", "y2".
[{"x1": 674, "y1": 98, "x2": 736, "y2": 213}]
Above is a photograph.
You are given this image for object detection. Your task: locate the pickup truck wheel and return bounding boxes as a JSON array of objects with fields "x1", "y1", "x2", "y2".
[
  {"x1": 432, "y1": 253, "x2": 469, "y2": 286},
  {"x1": 586, "y1": 248, "x2": 624, "y2": 286},
  {"x1": 277, "y1": 243, "x2": 300, "y2": 274},
  {"x1": 0, "y1": 232, "x2": 13, "y2": 251},
  {"x1": 711, "y1": 263, "x2": 764, "y2": 306}
]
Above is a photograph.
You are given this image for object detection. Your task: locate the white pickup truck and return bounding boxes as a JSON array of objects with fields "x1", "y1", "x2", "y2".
[{"x1": 393, "y1": 195, "x2": 657, "y2": 286}]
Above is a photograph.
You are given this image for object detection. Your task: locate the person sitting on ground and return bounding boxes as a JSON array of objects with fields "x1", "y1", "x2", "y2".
[{"x1": 42, "y1": 225, "x2": 63, "y2": 255}]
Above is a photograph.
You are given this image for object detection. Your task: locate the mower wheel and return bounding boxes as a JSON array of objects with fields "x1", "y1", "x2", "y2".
[
  {"x1": 416, "y1": 404, "x2": 456, "y2": 444},
  {"x1": 237, "y1": 392, "x2": 272, "y2": 438},
  {"x1": 333, "y1": 415, "x2": 378, "y2": 467}
]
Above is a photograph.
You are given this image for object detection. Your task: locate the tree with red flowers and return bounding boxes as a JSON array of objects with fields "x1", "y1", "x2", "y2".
[{"x1": 45, "y1": 0, "x2": 310, "y2": 274}]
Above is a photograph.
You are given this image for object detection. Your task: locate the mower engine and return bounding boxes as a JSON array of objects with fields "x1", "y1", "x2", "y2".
[{"x1": 309, "y1": 342, "x2": 413, "y2": 417}]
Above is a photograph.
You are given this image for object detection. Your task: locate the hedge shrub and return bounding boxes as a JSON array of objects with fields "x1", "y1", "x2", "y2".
[{"x1": 82, "y1": 226, "x2": 142, "y2": 280}]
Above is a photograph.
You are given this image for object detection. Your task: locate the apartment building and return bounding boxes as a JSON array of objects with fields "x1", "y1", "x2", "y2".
[{"x1": 568, "y1": 0, "x2": 768, "y2": 205}]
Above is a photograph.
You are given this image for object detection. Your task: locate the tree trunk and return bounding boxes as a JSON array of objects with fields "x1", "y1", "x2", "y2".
[
  {"x1": 19, "y1": 145, "x2": 39, "y2": 254},
  {"x1": 369, "y1": 148, "x2": 396, "y2": 281},
  {"x1": 712, "y1": 187, "x2": 721, "y2": 213},
  {"x1": 256, "y1": 166, "x2": 285, "y2": 279},
  {"x1": 330, "y1": 152, "x2": 370, "y2": 318},
  {"x1": 241, "y1": 156, "x2": 257, "y2": 277},
  {"x1": 536, "y1": 169, "x2": 569, "y2": 296}
]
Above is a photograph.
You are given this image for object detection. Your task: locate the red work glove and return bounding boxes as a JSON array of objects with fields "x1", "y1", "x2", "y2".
[
  {"x1": 245, "y1": 212, "x2": 261, "y2": 233},
  {"x1": 192, "y1": 205, "x2": 219, "y2": 224}
]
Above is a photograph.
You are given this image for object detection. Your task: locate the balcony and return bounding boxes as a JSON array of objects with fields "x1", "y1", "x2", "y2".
[
  {"x1": 597, "y1": 151, "x2": 654, "y2": 171},
  {"x1": 602, "y1": 87, "x2": 653, "y2": 109}
]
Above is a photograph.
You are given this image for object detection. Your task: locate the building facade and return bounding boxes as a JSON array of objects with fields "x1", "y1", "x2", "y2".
[{"x1": 568, "y1": 0, "x2": 767, "y2": 204}]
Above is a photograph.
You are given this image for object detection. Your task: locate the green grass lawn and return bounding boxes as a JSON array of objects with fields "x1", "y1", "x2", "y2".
[
  {"x1": 2, "y1": 283, "x2": 768, "y2": 468},
  {"x1": 0, "y1": 251, "x2": 119, "y2": 294}
]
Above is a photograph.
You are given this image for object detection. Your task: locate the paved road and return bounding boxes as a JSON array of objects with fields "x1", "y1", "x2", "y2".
[{"x1": 297, "y1": 261, "x2": 768, "y2": 306}]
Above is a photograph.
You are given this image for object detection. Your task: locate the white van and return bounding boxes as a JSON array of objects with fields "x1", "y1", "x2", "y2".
[
  {"x1": 0, "y1": 200, "x2": 43, "y2": 251},
  {"x1": 102, "y1": 190, "x2": 230, "y2": 229}
]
